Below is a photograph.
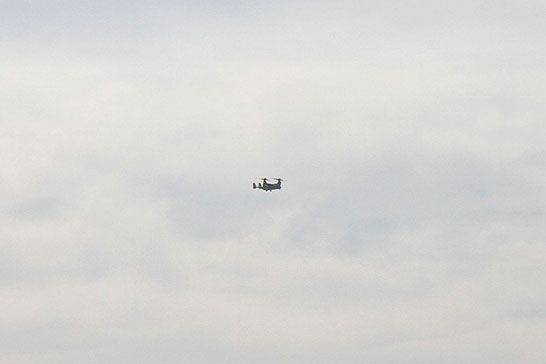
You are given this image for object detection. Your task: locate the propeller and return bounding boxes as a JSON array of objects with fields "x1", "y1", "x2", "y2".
[{"x1": 255, "y1": 177, "x2": 285, "y2": 181}]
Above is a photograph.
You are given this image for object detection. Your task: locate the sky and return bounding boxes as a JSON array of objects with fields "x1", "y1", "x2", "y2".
[{"x1": 1, "y1": 1, "x2": 546, "y2": 363}]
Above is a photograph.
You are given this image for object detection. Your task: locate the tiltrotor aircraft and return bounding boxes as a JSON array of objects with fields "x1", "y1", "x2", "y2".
[{"x1": 253, "y1": 178, "x2": 283, "y2": 191}]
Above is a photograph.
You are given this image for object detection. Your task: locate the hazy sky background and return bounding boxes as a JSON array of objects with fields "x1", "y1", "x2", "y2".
[{"x1": 1, "y1": 1, "x2": 545, "y2": 363}]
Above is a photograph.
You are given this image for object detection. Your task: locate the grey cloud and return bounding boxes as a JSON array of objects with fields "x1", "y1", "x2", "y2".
[
  {"x1": 2, "y1": 1, "x2": 546, "y2": 363},
  {"x1": 3, "y1": 197, "x2": 61, "y2": 221}
]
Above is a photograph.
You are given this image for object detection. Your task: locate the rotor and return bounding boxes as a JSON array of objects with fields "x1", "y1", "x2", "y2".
[{"x1": 257, "y1": 177, "x2": 284, "y2": 181}]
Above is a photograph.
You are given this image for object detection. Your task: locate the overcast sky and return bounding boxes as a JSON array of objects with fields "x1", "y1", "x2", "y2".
[{"x1": 1, "y1": 1, "x2": 546, "y2": 363}]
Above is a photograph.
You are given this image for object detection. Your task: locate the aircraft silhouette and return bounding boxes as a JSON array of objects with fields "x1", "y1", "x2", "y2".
[{"x1": 253, "y1": 178, "x2": 283, "y2": 191}]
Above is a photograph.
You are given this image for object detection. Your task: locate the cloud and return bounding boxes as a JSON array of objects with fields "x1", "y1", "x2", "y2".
[{"x1": 2, "y1": 1, "x2": 546, "y2": 363}]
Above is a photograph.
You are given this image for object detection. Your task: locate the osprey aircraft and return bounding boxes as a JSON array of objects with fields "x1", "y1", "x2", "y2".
[{"x1": 253, "y1": 178, "x2": 283, "y2": 191}]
